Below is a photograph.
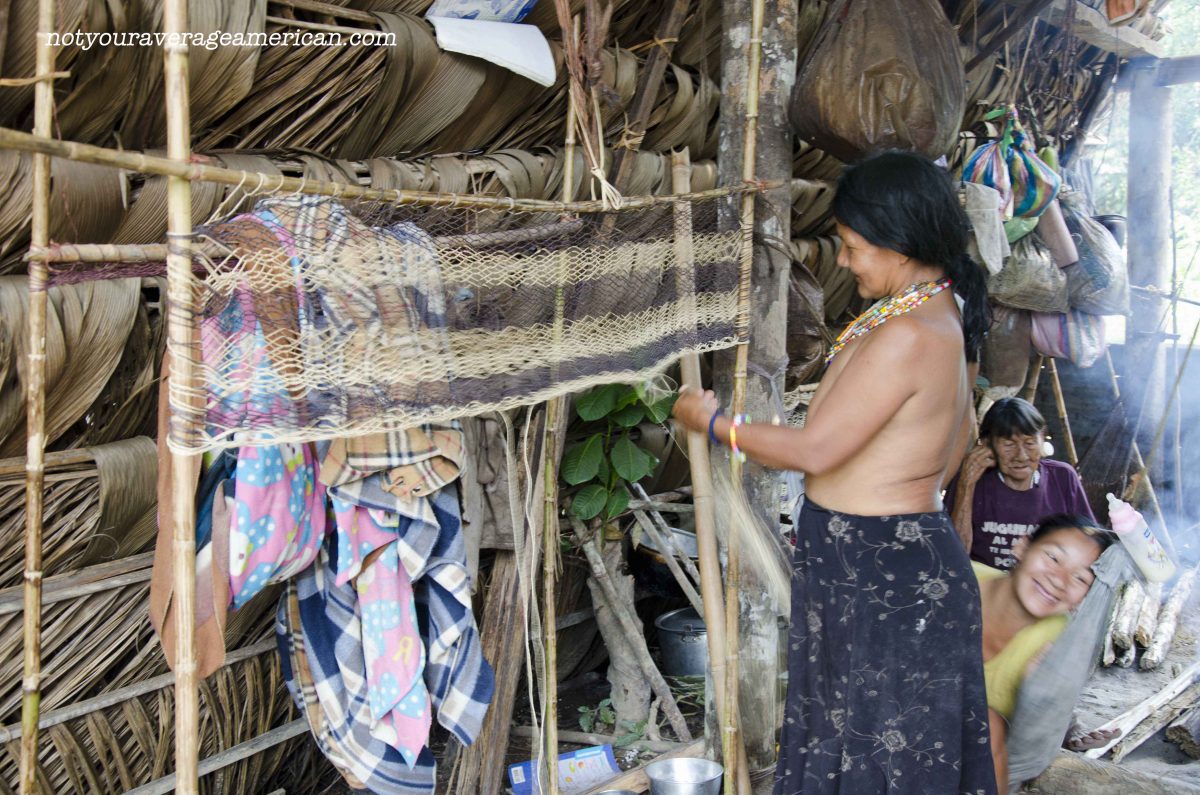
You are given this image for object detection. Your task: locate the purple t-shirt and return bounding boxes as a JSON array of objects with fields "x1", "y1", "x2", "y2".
[{"x1": 945, "y1": 458, "x2": 1094, "y2": 570}]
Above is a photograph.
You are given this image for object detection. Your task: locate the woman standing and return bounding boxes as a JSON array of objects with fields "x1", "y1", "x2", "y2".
[{"x1": 674, "y1": 151, "x2": 997, "y2": 793}]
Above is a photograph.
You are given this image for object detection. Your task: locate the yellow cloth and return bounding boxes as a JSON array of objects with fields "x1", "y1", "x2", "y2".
[{"x1": 974, "y1": 561, "x2": 1068, "y2": 720}]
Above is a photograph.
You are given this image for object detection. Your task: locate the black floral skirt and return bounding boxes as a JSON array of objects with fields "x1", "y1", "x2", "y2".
[{"x1": 774, "y1": 500, "x2": 997, "y2": 795}]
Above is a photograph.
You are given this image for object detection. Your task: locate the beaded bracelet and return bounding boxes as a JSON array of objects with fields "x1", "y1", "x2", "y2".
[
  {"x1": 707, "y1": 408, "x2": 725, "y2": 445},
  {"x1": 729, "y1": 413, "x2": 747, "y2": 463}
]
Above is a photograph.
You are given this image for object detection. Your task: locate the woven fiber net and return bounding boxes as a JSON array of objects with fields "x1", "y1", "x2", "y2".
[{"x1": 170, "y1": 192, "x2": 745, "y2": 452}]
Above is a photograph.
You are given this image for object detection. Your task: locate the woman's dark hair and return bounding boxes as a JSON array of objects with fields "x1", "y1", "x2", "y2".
[
  {"x1": 832, "y1": 150, "x2": 992, "y2": 362},
  {"x1": 979, "y1": 397, "x2": 1047, "y2": 440},
  {"x1": 1029, "y1": 513, "x2": 1117, "y2": 554}
]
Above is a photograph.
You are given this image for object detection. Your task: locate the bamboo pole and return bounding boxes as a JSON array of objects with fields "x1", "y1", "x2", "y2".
[
  {"x1": 1046, "y1": 359, "x2": 1078, "y2": 466},
  {"x1": 162, "y1": 0, "x2": 200, "y2": 791},
  {"x1": 538, "y1": 21, "x2": 581, "y2": 790},
  {"x1": 0, "y1": 127, "x2": 751, "y2": 215},
  {"x1": 18, "y1": 0, "x2": 57, "y2": 790},
  {"x1": 672, "y1": 151, "x2": 752, "y2": 793},
  {"x1": 721, "y1": 0, "x2": 766, "y2": 790}
]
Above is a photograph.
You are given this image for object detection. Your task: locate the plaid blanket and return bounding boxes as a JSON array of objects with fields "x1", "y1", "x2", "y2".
[{"x1": 277, "y1": 484, "x2": 493, "y2": 792}]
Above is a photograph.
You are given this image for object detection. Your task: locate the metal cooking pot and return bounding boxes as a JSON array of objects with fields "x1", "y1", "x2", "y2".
[
  {"x1": 654, "y1": 607, "x2": 707, "y2": 678},
  {"x1": 645, "y1": 758, "x2": 723, "y2": 795}
]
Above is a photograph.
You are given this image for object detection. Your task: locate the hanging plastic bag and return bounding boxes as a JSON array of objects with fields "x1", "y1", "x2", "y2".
[
  {"x1": 981, "y1": 304, "x2": 1032, "y2": 400},
  {"x1": 789, "y1": 0, "x2": 965, "y2": 163},
  {"x1": 989, "y1": 234, "x2": 1069, "y2": 313},
  {"x1": 1007, "y1": 110, "x2": 1061, "y2": 219},
  {"x1": 1031, "y1": 311, "x2": 1106, "y2": 368},
  {"x1": 1059, "y1": 190, "x2": 1129, "y2": 314},
  {"x1": 964, "y1": 107, "x2": 1060, "y2": 220}
]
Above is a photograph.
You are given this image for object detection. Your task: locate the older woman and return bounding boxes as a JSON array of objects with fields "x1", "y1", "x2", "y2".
[
  {"x1": 947, "y1": 397, "x2": 1095, "y2": 570},
  {"x1": 674, "y1": 151, "x2": 996, "y2": 794},
  {"x1": 976, "y1": 514, "x2": 1118, "y2": 792}
]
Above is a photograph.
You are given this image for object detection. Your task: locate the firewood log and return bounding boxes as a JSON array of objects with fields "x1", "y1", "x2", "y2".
[
  {"x1": 1167, "y1": 706, "x2": 1200, "y2": 759},
  {"x1": 1141, "y1": 568, "x2": 1197, "y2": 671},
  {"x1": 1110, "y1": 680, "x2": 1200, "y2": 763},
  {"x1": 1084, "y1": 659, "x2": 1200, "y2": 759},
  {"x1": 1101, "y1": 595, "x2": 1119, "y2": 666},
  {"x1": 1112, "y1": 579, "x2": 1144, "y2": 651},
  {"x1": 1134, "y1": 582, "x2": 1164, "y2": 648}
]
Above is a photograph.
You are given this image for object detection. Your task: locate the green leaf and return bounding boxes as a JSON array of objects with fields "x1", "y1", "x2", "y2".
[
  {"x1": 605, "y1": 488, "x2": 630, "y2": 520},
  {"x1": 561, "y1": 434, "x2": 604, "y2": 485},
  {"x1": 614, "y1": 386, "x2": 641, "y2": 410},
  {"x1": 641, "y1": 448, "x2": 659, "y2": 477},
  {"x1": 611, "y1": 402, "x2": 645, "y2": 428},
  {"x1": 644, "y1": 393, "x2": 677, "y2": 424},
  {"x1": 575, "y1": 384, "x2": 621, "y2": 421},
  {"x1": 610, "y1": 435, "x2": 651, "y2": 482},
  {"x1": 578, "y1": 705, "x2": 595, "y2": 733},
  {"x1": 598, "y1": 698, "x2": 616, "y2": 725},
  {"x1": 571, "y1": 484, "x2": 607, "y2": 520}
]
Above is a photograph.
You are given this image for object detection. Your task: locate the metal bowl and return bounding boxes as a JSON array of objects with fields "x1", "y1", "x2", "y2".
[{"x1": 645, "y1": 757, "x2": 723, "y2": 795}]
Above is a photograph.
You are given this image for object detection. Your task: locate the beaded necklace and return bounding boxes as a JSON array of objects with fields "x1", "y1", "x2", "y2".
[{"x1": 824, "y1": 278, "x2": 952, "y2": 365}]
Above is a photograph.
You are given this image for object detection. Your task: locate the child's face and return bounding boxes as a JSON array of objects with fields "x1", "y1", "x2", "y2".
[{"x1": 1013, "y1": 528, "x2": 1101, "y2": 618}]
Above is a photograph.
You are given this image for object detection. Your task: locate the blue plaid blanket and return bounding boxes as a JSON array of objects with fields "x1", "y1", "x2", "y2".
[{"x1": 277, "y1": 484, "x2": 493, "y2": 792}]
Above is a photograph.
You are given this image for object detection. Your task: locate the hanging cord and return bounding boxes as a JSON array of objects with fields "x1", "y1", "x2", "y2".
[{"x1": 505, "y1": 406, "x2": 550, "y2": 789}]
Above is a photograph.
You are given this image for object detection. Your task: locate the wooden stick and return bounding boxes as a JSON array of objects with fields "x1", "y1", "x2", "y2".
[
  {"x1": 1141, "y1": 567, "x2": 1197, "y2": 670},
  {"x1": 0, "y1": 127, "x2": 751, "y2": 215},
  {"x1": 1021, "y1": 355, "x2": 1044, "y2": 403},
  {"x1": 1046, "y1": 358, "x2": 1078, "y2": 465},
  {"x1": 24, "y1": 221, "x2": 587, "y2": 263},
  {"x1": 1111, "y1": 579, "x2": 1144, "y2": 650},
  {"x1": 123, "y1": 719, "x2": 309, "y2": 795},
  {"x1": 19, "y1": 0, "x2": 56, "y2": 789},
  {"x1": 162, "y1": 0, "x2": 200, "y2": 789},
  {"x1": 1143, "y1": 317, "x2": 1200, "y2": 478},
  {"x1": 1084, "y1": 658, "x2": 1200, "y2": 757},
  {"x1": 1110, "y1": 679, "x2": 1200, "y2": 763},
  {"x1": 964, "y1": 0, "x2": 1057, "y2": 72},
  {"x1": 631, "y1": 511, "x2": 704, "y2": 616},
  {"x1": 631, "y1": 482, "x2": 701, "y2": 585},
  {"x1": 721, "y1": 1, "x2": 767, "y2": 790},
  {"x1": 569, "y1": 517, "x2": 692, "y2": 741},
  {"x1": 1134, "y1": 581, "x2": 1164, "y2": 647},
  {"x1": 671, "y1": 150, "x2": 752, "y2": 793},
  {"x1": 1103, "y1": 350, "x2": 1169, "y2": 536},
  {"x1": 579, "y1": 738, "x2": 706, "y2": 794},
  {"x1": 0, "y1": 639, "x2": 276, "y2": 743},
  {"x1": 605, "y1": 0, "x2": 691, "y2": 190},
  {"x1": 452, "y1": 552, "x2": 525, "y2": 795},
  {"x1": 539, "y1": 35, "x2": 583, "y2": 789},
  {"x1": 510, "y1": 726, "x2": 684, "y2": 754},
  {"x1": 1167, "y1": 705, "x2": 1200, "y2": 759}
]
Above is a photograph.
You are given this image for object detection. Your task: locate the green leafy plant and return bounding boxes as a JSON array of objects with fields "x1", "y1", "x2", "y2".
[
  {"x1": 562, "y1": 383, "x2": 676, "y2": 523},
  {"x1": 577, "y1": 697, "x2": 617, "y2": 733}
]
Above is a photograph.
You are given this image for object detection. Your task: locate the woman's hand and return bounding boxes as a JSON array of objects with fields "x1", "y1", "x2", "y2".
[
  {"x1": 961, "y1": 443, "x2": 996, "y2": 485},
  {"x1": 672, "y1": 386, "x2": 721, "y2": 435}
]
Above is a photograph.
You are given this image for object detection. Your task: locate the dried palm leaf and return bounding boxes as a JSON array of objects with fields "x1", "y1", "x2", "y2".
[{"x1": 0, "y1": 437, "x2": 156, "y2": 590}]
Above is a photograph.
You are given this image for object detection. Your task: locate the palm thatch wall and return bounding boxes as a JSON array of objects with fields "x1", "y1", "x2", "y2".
[{"x1": 0, "y1": 0, "x2": 1169, "y2": 791}]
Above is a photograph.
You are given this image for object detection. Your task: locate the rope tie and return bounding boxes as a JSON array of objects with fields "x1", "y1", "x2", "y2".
[{"x1": 614, "y1": 125, "x2": 646, "y2": 152}]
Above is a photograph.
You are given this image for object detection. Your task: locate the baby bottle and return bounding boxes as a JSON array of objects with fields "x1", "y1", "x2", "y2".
[{"x1": 1106, "y1": 494, "x2": 1177, "y2": 583}]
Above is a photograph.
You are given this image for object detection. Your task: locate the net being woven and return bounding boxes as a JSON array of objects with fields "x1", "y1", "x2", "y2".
[{"x1": 170, "y1": 192, "x2": 744, "y2": 451}]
